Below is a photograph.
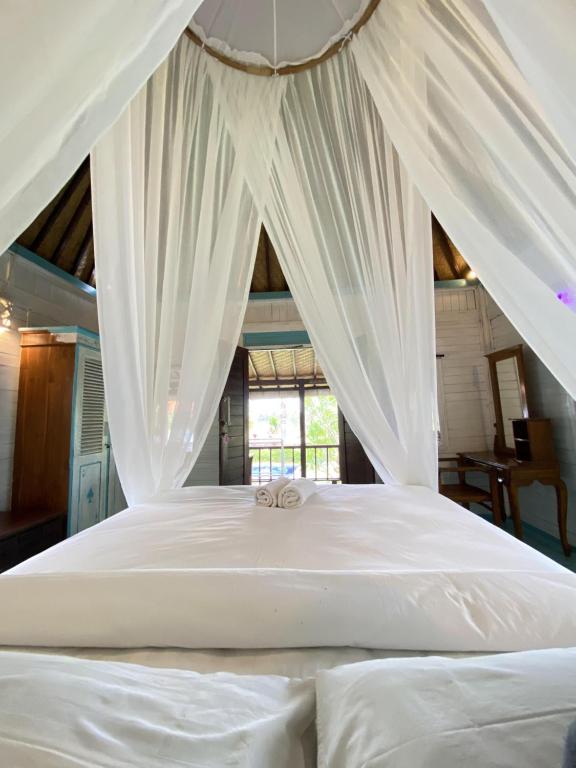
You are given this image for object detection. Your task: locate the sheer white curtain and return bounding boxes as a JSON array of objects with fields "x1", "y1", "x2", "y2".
[
  {"x1": 211, "y1": 49, "x2": 438, "y2": 487},
  {"x1": 0, "y1": 0, "x2": 202, "y2": 256},
  {"x1": 352, "y1": 0, "x2": 576, "y2": 399},
  {"x1": 92, "y1": 39, "x2": 260, "y2": 505},
  {"x1": 483, "y1": 0, "x2": 576, "y2": 163}
]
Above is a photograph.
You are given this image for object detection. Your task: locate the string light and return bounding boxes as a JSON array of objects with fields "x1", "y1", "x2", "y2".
[{"x1": 0, "y1": 298, "x2": 13, "y2": 332}]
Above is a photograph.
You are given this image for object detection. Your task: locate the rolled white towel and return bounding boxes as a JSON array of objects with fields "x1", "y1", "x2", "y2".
[
  {"x1": 278, "y1": 478, "x2": 318, "y2": 509},
  {"x1": 255, "y1": 476, "x2": 290, "y2": 507}
]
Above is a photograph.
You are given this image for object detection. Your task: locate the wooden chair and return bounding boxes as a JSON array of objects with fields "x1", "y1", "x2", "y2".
[{"x1": 438, "y1": 457, "x2": 503, "y2": 525}]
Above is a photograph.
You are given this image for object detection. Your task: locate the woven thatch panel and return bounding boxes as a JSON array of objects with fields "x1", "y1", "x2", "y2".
[
  {"x1": 15, "y1": 170, "x2": 471, "y2": 292},
  {"x1": 248, "y1": 347, "x2": 324, "y2": 383}
]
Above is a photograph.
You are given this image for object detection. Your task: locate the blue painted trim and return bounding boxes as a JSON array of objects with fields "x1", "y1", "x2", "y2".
[
  {"x1": 20, "y1": 324, "x2": 99, "y2": 341},
  {"x1": 243, "y1": 331, "x2": 310, "y2": 347},
  {"x1": 74, "y1": 459, "x2": 103, "y2": 535},
  {"x1": 249, "y1": 291, "x2": 293, "y2": 301},
  {"x1": 10, "y1": 242, "x2": 97, "y2": 297},
  {"x1": 32, "y1": 324, "x2": 97, "y2": 338},
  {"x1": 434, "y1": 278, "x2": 479, "y2": 290},
  {"x1": 250, "y1": 283, "x2": 480, "y2": 300}
]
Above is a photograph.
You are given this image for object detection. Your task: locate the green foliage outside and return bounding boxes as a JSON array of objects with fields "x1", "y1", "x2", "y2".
[
  {"x1": 250, "y1": 392, "x2": 340, "y2": 481},
  {"x1": 305, "y1": 393, "x2": 339, "y2": 445}
]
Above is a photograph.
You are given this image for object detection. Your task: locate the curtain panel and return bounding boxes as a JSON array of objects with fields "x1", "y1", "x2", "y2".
[
  {"x1": 352, "y1": 0, "x2": 576, "y2": 400},
  {"x1": 208, "y1": 49, "x2": 438, "y2": 488},
  {"x1": 0, "y1": 0, "x2": 202, "y2": 256},
  {"x1": 92, "y1": 40, "x2": 260, "y2": 505},
  {"x1": 90, "y1": 0, "x2": 576, "y2": 498},
  {"x1": 483, "y1": 0, "x2": 576, "y2": 164}
]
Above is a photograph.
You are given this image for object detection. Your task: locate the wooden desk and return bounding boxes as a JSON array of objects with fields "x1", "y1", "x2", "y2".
[{"x1": 459, "y1": 451, "x2": 571, "y2": 556}]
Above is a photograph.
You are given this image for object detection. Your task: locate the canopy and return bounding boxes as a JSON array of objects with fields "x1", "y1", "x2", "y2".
[
  {"x1": 189, "y1": 0, "x2": 372, "y2": 70},
  {"x1": 1, "y1": 1, "x2": 575, "y2": 503}
]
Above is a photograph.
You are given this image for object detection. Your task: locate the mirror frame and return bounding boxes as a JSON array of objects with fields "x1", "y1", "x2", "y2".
[{"x1": 485, "y1": 345, "x2": 529, "y2": 455}]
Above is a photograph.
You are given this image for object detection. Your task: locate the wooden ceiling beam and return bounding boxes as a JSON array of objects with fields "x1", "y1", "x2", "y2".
[
  {"x1": 265, "y1": 233, "x2": 272, "y2": 292},
  {"x1": 71, "y1": 223, "x2": 94, "y2": 278},
  {"x1": 249, "y1": 378, "x2": 328, "y2": 389},
  {"x1": 30, "y1": 158, "x2": 89, "y2": 252},
  {"x1": 51, "y1": 185, "x2": 91, "y2": 266},
  {"x1": 268, "y1": 350, "x2": 278, "y2": 379}
]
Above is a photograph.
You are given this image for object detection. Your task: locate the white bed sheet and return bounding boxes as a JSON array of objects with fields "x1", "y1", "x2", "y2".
[
  {"x1": 4, "y1": 645, "x2": 476, "y2": 678},
  {"x1": 2, "y1": 484, "x2": 576, "y2": 651},
  {"x1": 316, "y1": 649, "x2": 576, "y2": 767}
]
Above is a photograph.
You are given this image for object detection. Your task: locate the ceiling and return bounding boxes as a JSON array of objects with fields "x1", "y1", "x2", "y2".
[
  {"x1": 15, "y1": 166, "x2": 471, "y2": 292},
  {"x1": 16, "y1": 158, "x2": 94, "y2": 286},
  {"x1": 249, "y1": 348, "x2": 325, "y2": 388},
  {"x1": 189, "y1": 0, "x2": 371, "y2": 70}
]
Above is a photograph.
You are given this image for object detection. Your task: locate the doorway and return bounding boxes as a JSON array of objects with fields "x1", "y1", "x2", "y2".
[{"x1": 247, "y1": 348, "x2": 340, "y2": 485}]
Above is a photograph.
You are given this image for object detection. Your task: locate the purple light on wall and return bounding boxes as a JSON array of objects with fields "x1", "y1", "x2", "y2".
[{"x1": 557, "y1": 290, "x2": 575, "y2": 307}]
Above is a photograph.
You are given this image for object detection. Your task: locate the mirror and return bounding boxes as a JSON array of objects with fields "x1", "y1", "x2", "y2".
[{"x1": 486, "y1": 345, "x2": 529, "y2": 454}]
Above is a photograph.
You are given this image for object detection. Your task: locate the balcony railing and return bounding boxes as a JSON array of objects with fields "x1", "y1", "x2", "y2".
[{"x1": 249, "y1": 445, "x2": 340, "y2": 485}]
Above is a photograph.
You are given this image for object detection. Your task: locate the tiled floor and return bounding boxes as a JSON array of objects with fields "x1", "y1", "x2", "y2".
[{"x1": 477, "y1": 512, "x2": 575, "y2": 572}]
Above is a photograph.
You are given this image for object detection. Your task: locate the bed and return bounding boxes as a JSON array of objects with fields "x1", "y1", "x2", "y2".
[
  {"x1": 2, "y1": 483, "x2": 576, "y2": 651},
  {"x1": 1, "y1": 484, "x2": 576, "y2": 765}
]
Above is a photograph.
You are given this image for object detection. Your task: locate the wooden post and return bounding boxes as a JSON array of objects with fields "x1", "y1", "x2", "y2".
[{"x1": 299, "y1": 381, "x2": 306, "y2": 478}]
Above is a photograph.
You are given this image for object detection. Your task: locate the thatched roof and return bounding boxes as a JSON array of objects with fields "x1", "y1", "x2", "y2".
[{"x1": 15, "y1": 164, "x2": 471, "y2": 292}]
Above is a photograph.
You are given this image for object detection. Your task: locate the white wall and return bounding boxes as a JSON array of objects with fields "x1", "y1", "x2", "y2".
[
  {"x1": 435, "y1": 288, "x2": 493, "y2": 456},
  {"x1": 243, "y1": 297, "x2": 305, "y2": 335},
  {"x1": 483, "y1": 289, "x2": 576, "y2": 539},
  {"x1": 0, "y1": 248, "x2": 98, "y2": 509}
]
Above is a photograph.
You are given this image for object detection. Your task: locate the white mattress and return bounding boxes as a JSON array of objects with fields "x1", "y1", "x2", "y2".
[{"x1": 2, "y1": 484, "x2": 576, "y2": 651}]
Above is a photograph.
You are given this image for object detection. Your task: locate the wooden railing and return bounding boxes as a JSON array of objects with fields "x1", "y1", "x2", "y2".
[{"x1": 249, "y1": 445, "x2": 340, "y2": 484}]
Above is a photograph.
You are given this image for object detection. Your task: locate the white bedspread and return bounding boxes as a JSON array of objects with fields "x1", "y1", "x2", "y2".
[
  {"x1": 0, "y1": 651, "x2": 314, "y2": 768},
  {"x1": 2, "y1": 484, "x2": 576, "y2": 651},
  {"x1": 316, "y1": 649, "x2": 576, "y2": 767}
]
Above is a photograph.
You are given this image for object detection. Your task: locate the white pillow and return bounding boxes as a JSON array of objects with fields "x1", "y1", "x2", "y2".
[
  {"x1": 0, "y1": 651, "x2": 314, "y2": 767},
  {"x1": 317, "y1": 649, "x2": 576, "y2": 768}
]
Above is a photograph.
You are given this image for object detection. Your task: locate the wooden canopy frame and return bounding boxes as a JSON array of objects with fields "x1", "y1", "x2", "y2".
[{"x1": 184, "y1": 0, "x2": 381, "y2": 76}]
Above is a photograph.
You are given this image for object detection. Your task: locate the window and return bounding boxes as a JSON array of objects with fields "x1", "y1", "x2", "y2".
[{"x1": 249, "y1": 387, "x2": 341, "y2": 484}]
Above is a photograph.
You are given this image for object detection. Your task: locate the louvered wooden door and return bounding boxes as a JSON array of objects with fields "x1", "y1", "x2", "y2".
[
  {"x1": 219, "y1": 347, "x2": 250, "y2": 485},
  {"x1": 68, "y1": 345, "x2": 107, "y2": 535},
  {"x1": 338, "y1": 410, "x2": 377, "y2": 484}
]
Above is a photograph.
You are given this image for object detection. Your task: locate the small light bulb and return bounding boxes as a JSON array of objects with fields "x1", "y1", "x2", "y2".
[{"x1": 466, "y1": 270, "x2": 477, "y2": 280}]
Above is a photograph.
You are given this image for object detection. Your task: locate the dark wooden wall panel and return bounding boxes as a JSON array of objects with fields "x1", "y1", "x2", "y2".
[
  {"x1": 338, "y1": 410, "x2": 376, "y2": 484},
  {"x1": 219, "y1": 347, "x2": 250, "y2": 485}
]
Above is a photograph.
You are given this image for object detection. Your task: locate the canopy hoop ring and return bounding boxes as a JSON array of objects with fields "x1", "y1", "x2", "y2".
[{"x1": 184, "y1": 0, "x2": 381, "y2": 77}]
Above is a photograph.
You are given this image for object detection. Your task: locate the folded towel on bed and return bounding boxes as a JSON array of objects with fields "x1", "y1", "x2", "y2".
[
  {"x1": 255, "y1": 476, "x2": 290, "y2": 507},
  {"x1": 278, "y1": 478, "x2": 318, "y2": 509}
]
